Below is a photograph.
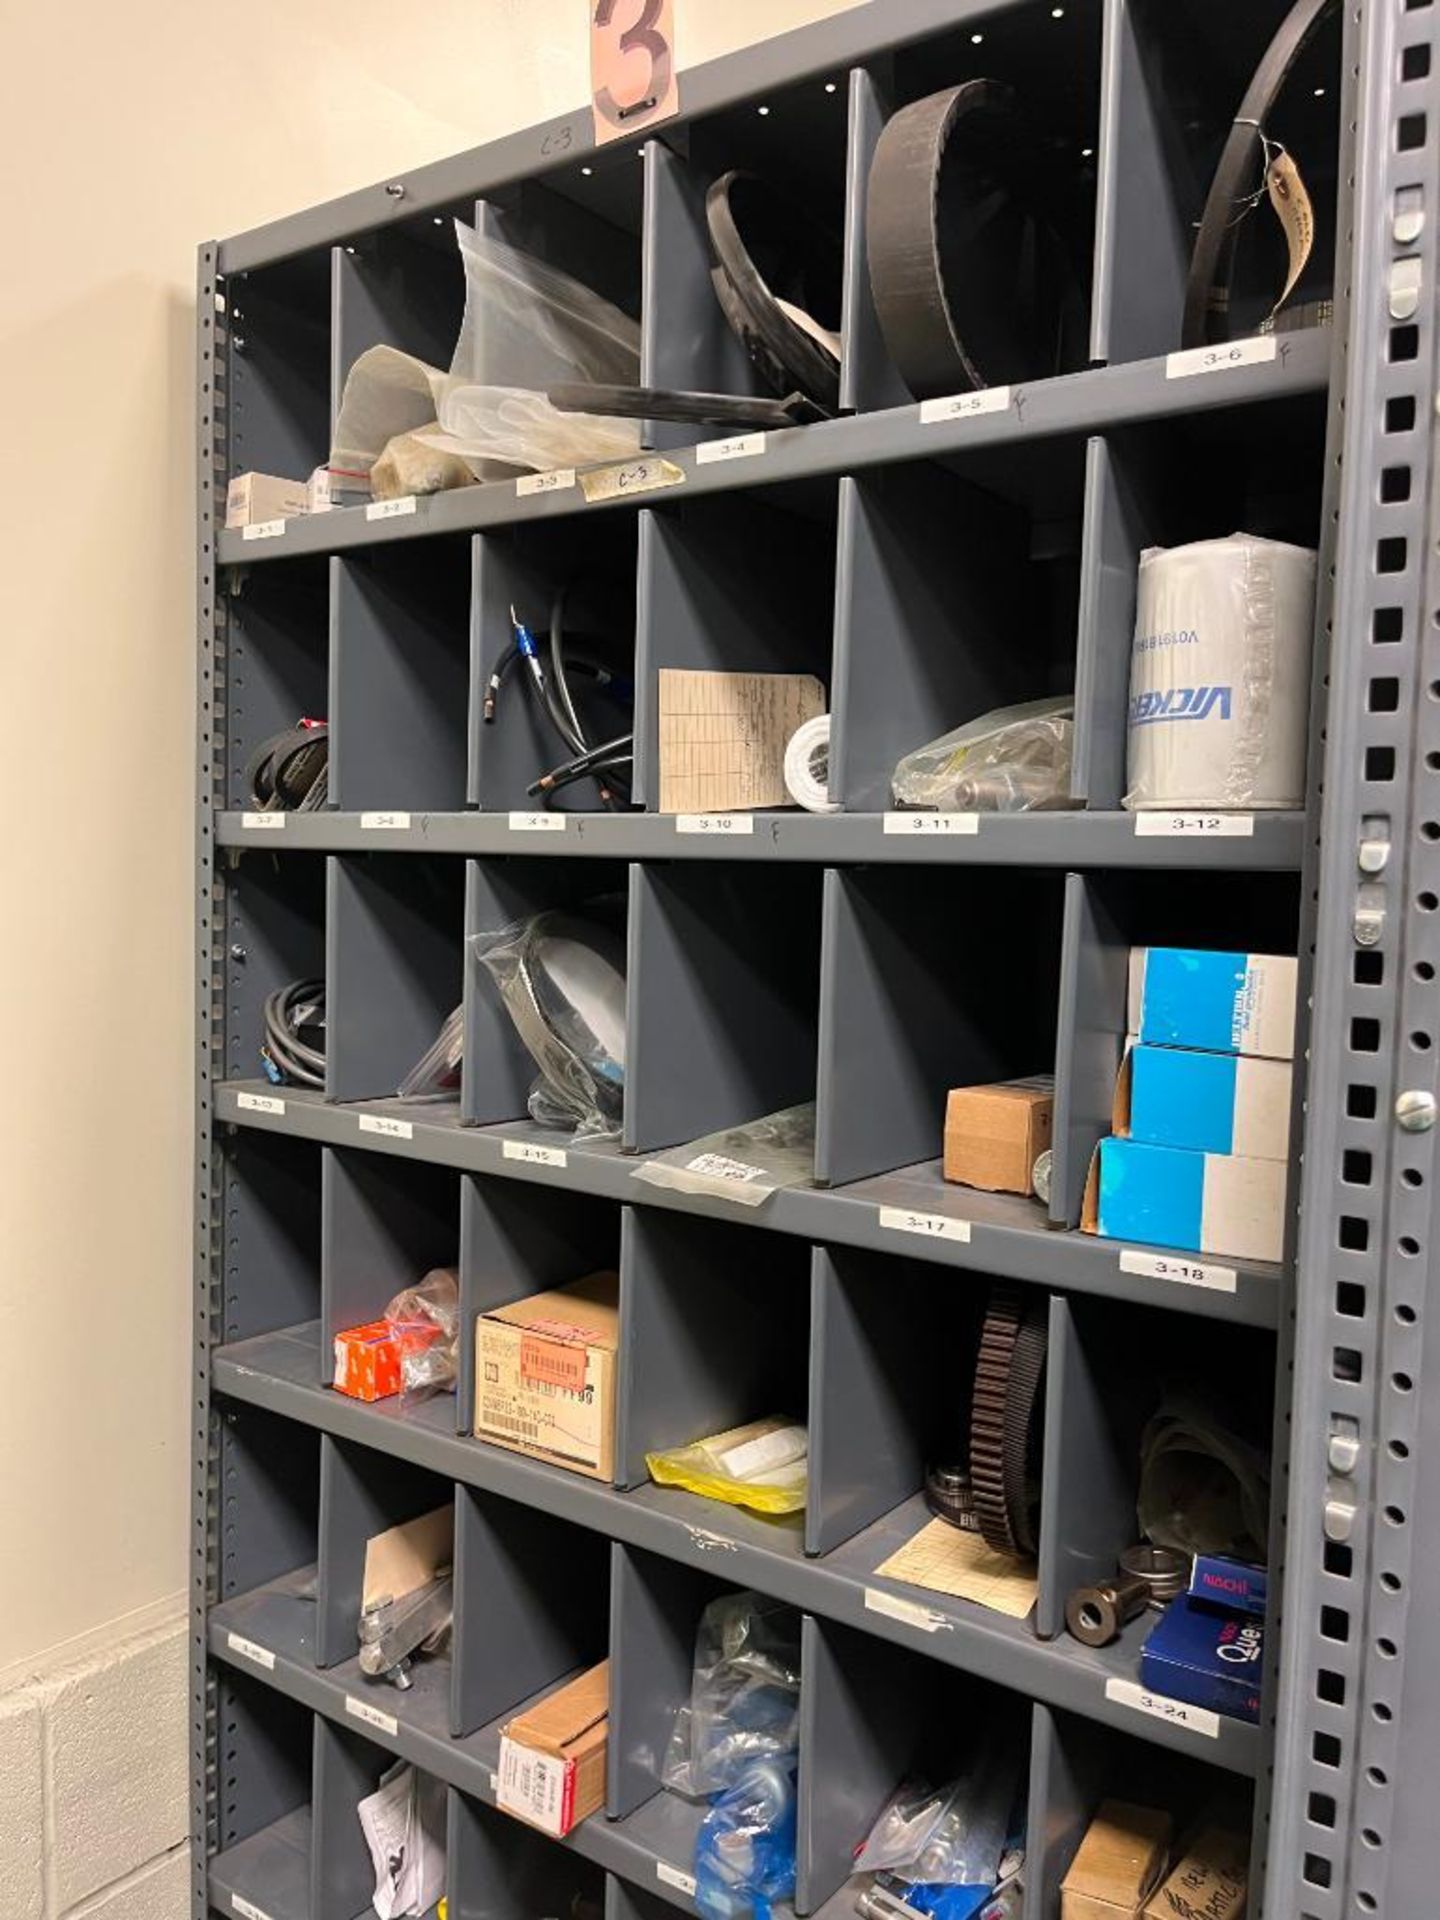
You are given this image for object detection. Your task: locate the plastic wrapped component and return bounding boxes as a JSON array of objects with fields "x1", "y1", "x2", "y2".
[
  {"x1": 330, "y1": 345, "x2": 449, "y2": 496},
  {"x1": 634, "y1": 1105, "x2": 816, "y2": 1207},
  {"x1": 384, "y1": 1268, "x2": 460, "y2": 1399},
  {"x1": 370, "y1": 426, "x2": 476, "y2": 500},
  {"x1": 694, "y1": 1758, "x2": 798, "y2": 1920},
  {"x1": 421, "y1": 386, "x2": 641, "y2": 475},
  {"x1": 663, "y1": 1591, "x2": 802, "y2": 1801},
  {"x1": 647, "y1": 1417, "x2": 809, "y2": 1516},
  {"x1": 853, "y1": 1759, "x2": 1016, "y2": 1892},
  {"x1": 469, "y1": 904, "x2": 626, "y2": 1138},
  {"x1": 891, "y1": 699, "x2": 1074, "y2": 813},
  {"x1": 1138, "y1": 1392, "x2": 1271, "y2": 1560},
  {"x1": 1124, "y1": 534, "x2": 1316, "y2": 811},
  {"x1": 398, "y1": 1005, "x2": 463, "y2": 1101}
]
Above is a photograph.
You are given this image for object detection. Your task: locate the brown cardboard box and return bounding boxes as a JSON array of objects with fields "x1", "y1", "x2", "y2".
[
  {"x1": 1142, "y1": 1826, "x2": 1247, "y2": 1920},
  {"x1": 224, "y1": 470, "x2": 309, "y2": 528},
  {"x1": 475, "y1": 1273, "x2": 618, "y2": 1481},
  {"x1": 1062, "y1": 1800, "x2": 1173, "y2": 1920},
  {"x1": 497, "y1": 1662, "x2": 608, "y2": 1837},
  {"x1": 944, "y1": 1078, "x2": 1055, "y2": 1195}
]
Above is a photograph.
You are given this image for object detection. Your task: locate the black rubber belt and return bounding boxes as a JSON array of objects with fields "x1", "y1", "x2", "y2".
[
  {"x1": 969, "y1": 1283, "x2": 1048, "y2": 1559},
  {"x1": 705, "y1": 170, "x2": 843, "y2": 412},
  {"x1": 245, "y1": 723, "x2": 329, "y2": 813},
  {"x1": 1181, "y1": 0, "x2": 1339, "y2": 348}
]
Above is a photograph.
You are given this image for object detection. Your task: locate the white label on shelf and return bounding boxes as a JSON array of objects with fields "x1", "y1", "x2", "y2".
[
  {"x1": 232, "y1": 1896, "x2": 272, "y2": 1920},
  {"x1": 878, "y1": 1207, "x2": 971, "y2": 1244},
  {"x1": 367, "y1": 495, "x2": 417, "y2": 521},
  {"x1": 919, "y1": 385, "x2": 1012, "y2": 424},
  {"x1": 503, "y1": 1140, "x2": 568, "y2": 1168},
  {"x1": 226, "y1": 1632, "x2": 275, "y2": 1671},
  {"x1": 657, "y1": 1863, "x2": 699, "y2": 1897},
  {"x1": 241, "y1": 519, "x2": 286, "y2": 542},
  {"x1": 696, "y1": 432, "x2": 766, "y2": 465},
  {"x1": 359, "y1": 1115, "x2": 413, "y2": 1141},
  {"x1": 882, "y1": 812, "x2": 979, "y2": 836},
  {"x1": 684, "y1": 1152, "x2": 766, "y2": 1185},
  {"x1": 675, "y1": 813, "x2": 756, "y2": 836},
  {"x1": 1165, "y1": 336, "x2": 1277, "y2": 381},
  {"x1": 509, "y1": 810, "x2": 567, "y2": 833},
  {"x1": 517, "y1": 467, "x2": 577, "y2": 498},
  {"x1": 360, "y1": 811, "x2": 411, "y2": 831},
  {"x1": 346, "y1": 1694, "x2": 399, "y2": 1737},
  {"x1": 865, "y1": 1588, "x2": 949, "y2": 1634},
  {"x1": 489, "y1": 1771, "x2": 500, "y2": 1793},
  {"x1": 1105, "y1": 1677, "x2": 1220, "y2": 1738},
  {"x1": 236, "y1": 1092, "x2": 285, "y2": 1116},
  {"x1": 1120, "y1": 1249, "x2": 1238, "y2": 1293},
  {"x1": 579, "y1": 455, "x2": 686, "y2": 503},
  {"x1": 1133, "y1": 812, "x2": 1255, "y2": 838},
  {"x1": 240, "y1": 811, "x2": 285, "y2": 832}
]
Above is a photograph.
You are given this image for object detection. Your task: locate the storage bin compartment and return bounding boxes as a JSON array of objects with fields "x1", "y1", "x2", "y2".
[
  {"x1": 216, "y1": 1402, "x2": 321, "y2": 1606},
  {"x1": 329, "y1": 537, "x2": 471, "y2": 813},
  {"x1": 225, "y1": 557, "x2": 330, "y2": 809},
  {"x1": 632, "y1": 484, "x2": 838, "y2": 812},
  {"x1": 327, "y1": 854, "x2": 466, "y2": 1103},
  {"x1": 310, "y1": 1719, "x2": 449, "y2": 1920},
  {"x1": 225, "y1": 851, "x2": 327, "y2": 1089},
  {"x1": 332, "y1": 209, "x2": 470, "y2": 402},
  {"x1": 471, "y1": 518, "x2": 639, "y2": 813},
  {"x1": 448, "y1": 1791, "x2": 605, "y2": 1920},
  {"x1": 226, "y1": 251, "x2": 332, "y2": 484},
  {"x1": 322, "y1": 1150, "x2": 460, "y2": 1391},
  {"x1": 209, "y1": 1677, "x2": 315, "y2": 1920},
  {"x1": 220, "y1": 1130, "x2": 322, "y2": 1344},
  {"x1": 817, "y1": 866, "x2": 1066, "y2": 1189},
  {"x1": 476, "y1": 160, "x2": 645, "y2": 351}
]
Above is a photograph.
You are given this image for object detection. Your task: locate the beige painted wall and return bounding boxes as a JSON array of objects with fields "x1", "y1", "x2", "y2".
[{"x1": 0, "y1": 0, "x2": 856, "y2": 1676}]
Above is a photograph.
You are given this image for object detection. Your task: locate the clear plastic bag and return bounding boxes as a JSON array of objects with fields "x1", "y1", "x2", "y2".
[
  {"x1": 663, "y1": 1591, "x2": 802, "y2": 1800},
  {"x1": 854, "y1": 1752, "x2": 1018, "y2": 1891},
  {"x1": 468, "y1": 904, "x2": 627, "y2": 1139},
  {"x1": 371, "y1": 425, "x2": 476, "y2": 500},
  {"x1": 694, "y1": 1757, "x2": 797, "y2": 1920},
  {"x1": 634, "y1": 1105, "x2": 816, "y2": 1207},
  {"x1": 1138, "y1": 1390, "x2": 1271, "y2": 1560},
  {"x1": 329, "y1": 345, "x2": 449, "y2": 494},
  {"x1": 384, "y1": 1268, "x2": 460, "y2": 1400},
  {"x1": 891, "y1": 698, "x2": 1074, "y2": 813},
  {"x1": 421, "y1": 385, "x2": 640, "y2": 475},
  {"x1": 398, "y1": 1005, "x2": 463, "y2": 1101},
  {"x1": 647, "y1": 1417, "x2": 808, "y2": 1516}
]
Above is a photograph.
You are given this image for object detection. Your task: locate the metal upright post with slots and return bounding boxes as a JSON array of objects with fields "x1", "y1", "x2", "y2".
[{"x1": 191, "y1": 4, "x2": 1440, "y2": 1916}]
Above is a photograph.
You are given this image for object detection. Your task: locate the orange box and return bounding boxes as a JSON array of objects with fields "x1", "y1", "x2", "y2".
[{"x1": 333, "y1": 1318, "x2": 440, "y2": 1402}]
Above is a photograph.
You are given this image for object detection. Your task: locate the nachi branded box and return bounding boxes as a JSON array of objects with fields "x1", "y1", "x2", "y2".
[
  {"x1": 1128, "y1": 1044, "x2": 1293, "y2": 1161},
  {"x1": 1141, "y1": 1596, "x2": 1264, "y2": 1723},
  {"x1": 1128, "y1": 947, "x2": 1298, "y2": 1059},
  {"x1": 1189, "y1": 1555, "x2": 1268, "y2": 1618}
]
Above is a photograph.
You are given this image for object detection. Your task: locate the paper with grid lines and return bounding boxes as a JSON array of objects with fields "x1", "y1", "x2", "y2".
[
  {"x1": 658, "y1": 669, "x2": 826, "y2": 813},
  {"x1": 875, "y1": 1518, "x2": 1038, "y2": 1620}
]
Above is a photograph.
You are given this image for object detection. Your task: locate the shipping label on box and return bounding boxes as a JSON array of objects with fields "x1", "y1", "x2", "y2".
[
  {"x1": 475, "y1": 1275, "x2": 618, "y2": 1481},
  {"x1": 1129, "y1": 1046, "x2": 1292, "y2": 1160},
  {"x1": 497, "y1": 1736, "x2": 575, "y2": 1836},
  {"x1": 497, "y1": 1662, "x2": 608, "y2": 1837},
  {"x1": 1128, "y1": 948, "x2": 1297, "y2": 1059},
  {"x1": 1089, "y1": 1136, "x2": 1287, "y2": 1264}
]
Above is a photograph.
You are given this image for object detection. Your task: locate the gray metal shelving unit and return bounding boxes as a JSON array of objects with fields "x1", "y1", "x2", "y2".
[{"x1": 192, "y1": 2, "x2": 1438, "y2": 1915}]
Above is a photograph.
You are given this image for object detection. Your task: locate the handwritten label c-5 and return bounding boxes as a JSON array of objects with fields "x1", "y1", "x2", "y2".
[{"x1": 579, "y1": 456, "x2": 685, "y2": 503}]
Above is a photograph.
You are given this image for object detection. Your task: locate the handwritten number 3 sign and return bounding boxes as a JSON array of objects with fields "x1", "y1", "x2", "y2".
[{"x1": 591, "y1": 0, "x2": 679, "y2": 144}]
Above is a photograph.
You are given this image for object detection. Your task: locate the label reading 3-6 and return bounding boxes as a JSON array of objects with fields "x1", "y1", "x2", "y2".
[
  {"x1": 878, "y1": 1207, "x2": 971, "y2": 1244},
  {"x1": 1166, "y1": 336, "x2": 1277, "y2": 380}
]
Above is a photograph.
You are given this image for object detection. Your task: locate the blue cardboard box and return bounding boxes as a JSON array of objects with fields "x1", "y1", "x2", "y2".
[
  {"x1": 1090, "y1": 1136, "x2": 1287, "y2": 1263},
  {"x1": 1189, "y1": 1555, "x2": 1268, "y2": 1618},
  {"x1": 1128, "y1": 947, "x2": 1297, "y2": 1059},
  {"x1": 1141, "y1": 1596, "x2": 1263, "y2": 1723},
  {"x1": 1128, "y1": 1045, "x2": 1292, "y2": 1161}
]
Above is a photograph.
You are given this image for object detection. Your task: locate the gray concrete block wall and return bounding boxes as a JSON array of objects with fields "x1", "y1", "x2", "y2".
[{"x1": 0, "y1": 1617, "x2": 188, "y2": 1920}]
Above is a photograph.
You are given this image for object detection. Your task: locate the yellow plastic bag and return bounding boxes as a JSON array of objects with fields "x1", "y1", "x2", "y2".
[{"x1": 646, "y1": 1416, "x2": 808, "y2": 1515}]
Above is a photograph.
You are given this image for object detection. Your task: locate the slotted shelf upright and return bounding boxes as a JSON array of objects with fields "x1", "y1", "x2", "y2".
[{"x1": 193, "y1": 3, "x2": 1440, "y2": 1916}]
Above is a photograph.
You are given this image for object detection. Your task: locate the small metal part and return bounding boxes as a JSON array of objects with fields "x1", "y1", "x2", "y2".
[
  {"x1": 1328, "y1": 1416, "x2": 1361, "y2": 1474},
  {"x1": 1118, "y1": 1542, "x2": 1190, "y2": 1608},
  {"x1": 1065, "y1": 1573, "x2": 1150, "y2": 1647},
  {"x1": 1396, "y1": 1089, "x2": 1437, "y2": 1132},
  {"x1": 1032, "y1": 1148, "x2": 1053, "y2": 1206},
  {"x1": 1324, "y1": 1484, "x2": 1357, "y2": 1542},
  {"x1": 357, "y1": 1571, "x2": 453, "y2": 1688},
  {"x1": 925, "y1": 1461, "x2": 979, "y2": 1531},
  {"x1": 385, "y1": 182, "x2": 407, "y2": 199},
  {"x1": 1358, "y1": 818, "x2": 1392, "y2": 874}
]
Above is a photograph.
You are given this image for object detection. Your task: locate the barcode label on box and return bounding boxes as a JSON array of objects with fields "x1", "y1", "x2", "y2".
[
  {"x1": 865, "y1": 1588, "x2": 947, "y2": 1633},
  {"x1": 1166, "y1": 336, "x2": 1277, "y2": 380},
  {"x1": 676, "y1": 813, "x2": 756, "y2": 836},
  {"x1": 882, "y1": 812, "x2": 979, "y2": 836},
  {"x1": 509, "y1": 811, "x2": 567, "y2": 833},
  {"x1": 240, "y1": 812, "x2": 285, "y2": 831},
  {"x1": 367, "y1": 495, "x2": 416, "y2": 520},
  {"x1": 696, "y1": 432, "x2": 766, "y2": 465},
  {"x1": 503, "y1": 1140, "x2": 568, "y2": 1168},
  {"x1": 237, "y1": 1093, "x2": 285, "y2": 1116},
  {"x1": 1105, "y1": 1677, "x2": 1220, "y2": 1738},
  {"x1": 497, "y1": 1736, "x2": 571, "y2": 1836},
  {"x1": 1120, "y1": 1249, "x2": 1238, "y2": 1293},
  {"x1": 657, "y1": 1863, "x2": 699, "y2": 1896},
  {"x1": 242, "y1": 519, "x2": 286, "y2": 542},
  {"x1": 226, "y1": 1633, "x2": 275, "y2": 1671},
  {"x1": 360, "y1": 811, "x2": 411, "y2": 830},
  {"x1": 232, "y1": 1896, "x2": 272, "y2": 1920},
  {"x1": 483, "y1": 1409, "x2": 544, "y2": 1441},
  {"x1": 345, "y1": 1694, "x2": 399, "y2": 1737},
  {"x1": 518, "y1": 467, "x2": 576, "y2": 497},
  {"x1": 919, "y1": 385, "x2": 1012, "y2": 424},
  {"x1": 359, "y1": 1115, "x2": 413, "y2": 1141},
  {"x1": 878, "y1": 1207, "x2": 971, "y2": 1244},
  {"x1": 1133, "y1": 812, "x2": 1254, "y2": 838}
]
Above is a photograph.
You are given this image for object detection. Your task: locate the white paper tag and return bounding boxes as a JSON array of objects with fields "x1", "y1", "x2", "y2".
[
  {"x1": 1120, "y1": 1249, "x2": 1239, "y2": 1293},
  {"x1": 718, "y1": 1423, "x2": 807, "y2": 1480},
  {"x1": 360, "y1": 811, "x2": 411, "y2": 830},
  {"x1": 503, "y1": 1140, "x2": 568, "y2": 1168},
  {"x1": 241, "y1": 519, "x2": 286, "y2": 542},
  {"x1": 865, "y1": 1587, "x2": 948, "y2": 1633},
  {"x1": 1105, "y1": 1677, "x2": 1220, "y2": 1738},
  {"x1": 878, "y1": 1206, "x2": 971, "y2": 1244},
  {"x1": 226, "y1": 1632, "x2": 275, "y2": 1670},
  {"x1": 675, "y1": 813, "x2": 757, "y2": 836},
  {"x1": 509, "y1": 810, "x2": 567, "y2": 833},
  {"x1": 240, "y1": 811, "x2": 285, "y2": 832},
  {"x1": 517, "y1": 467, "x2": 577, "y2": 498},
  {"x1": 1165, "y1": 336, "x2": 1277, "y2": 380},
  {"x1": 359, "y1": 1114, "x2": 413, "y2": 1141},
  {"x1": 686, "y1": 1151, "x2": 765, "y2": 1184},
  {"x1": 1134, "y1": 812, "x2": 1255, "y2": 838},
  {"x1": 697, "y1": 432, "x2": 766, "y2": 465},
  {"x1": 883, "y1": 812, "x2": 979, "y2": 836},
  {"x1": 237, "y1": 1092, "x2": 285, "y2": 1116},
  {"x1": 497, "y1": 1736, "x2": 570, "y2": 1836},
  {"x1": 366, "y1": 495, "x2": 417, "y2": 521},
  {"x1": 657, "y1": 1863, "x2": 699, "y2": 1897},
  {"x1": 232, "y1": 1896, "x2": 272, "y2": 1920},
  {"x1": 345, "y1": 1694, "x2": 399, "y2": 1737},
  {"x1": 919, "y1": 385, "x2": 1012, "y2": 424}
]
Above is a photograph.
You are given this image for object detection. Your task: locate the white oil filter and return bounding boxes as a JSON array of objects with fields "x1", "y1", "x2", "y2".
[{"x1": 1125, "y1": 533, "x2": 1316, "y2": 810}]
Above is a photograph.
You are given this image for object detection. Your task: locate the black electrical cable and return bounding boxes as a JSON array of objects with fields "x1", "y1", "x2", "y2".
[
  {"x1": 260, "y1": 980, "x2": 326, "y2": 1089},
  {"x1": 705, "y1": 170, "x2": 844, "y2": 412},
  {"x1": 485, "y1": 596, "x2": 634, "y2": 808},
  {"x1": 245, "y1": 723, "x2": 329, "y2": 812}
]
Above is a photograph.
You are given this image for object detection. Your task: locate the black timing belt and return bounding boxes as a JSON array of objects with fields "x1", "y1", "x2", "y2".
[{"x1": 969, "y1": 1283, "x2": 1048, "y2": 1559}]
